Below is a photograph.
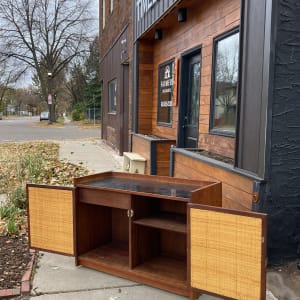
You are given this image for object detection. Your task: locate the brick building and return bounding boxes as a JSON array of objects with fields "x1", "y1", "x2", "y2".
[{"x1": 99, "y1": 0, "x2": 133, "y2": 154}]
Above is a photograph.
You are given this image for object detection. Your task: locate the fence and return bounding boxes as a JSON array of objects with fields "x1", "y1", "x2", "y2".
[{"x1": 85, "y1": 108, "x2": 101, "y2": 124}]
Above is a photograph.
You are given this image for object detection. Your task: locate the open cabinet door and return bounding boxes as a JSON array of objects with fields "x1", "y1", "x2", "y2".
[
  {"x1": 189, "y1": 204, "x2": 267, "y2": 300},
  {"x1": 27, "y1": 184, "x2": 75, "y2": 256}
]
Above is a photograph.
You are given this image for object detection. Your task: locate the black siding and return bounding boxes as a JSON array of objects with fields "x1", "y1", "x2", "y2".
[
  {"x1": 100, "y1": 27, "x2": 130, "y2": 154},
  {"x1": 134, "y1": 0, "x2": 179, "y2": 40},
  {"x1": 263, "y1": 0, "x2": 300, "y2": 262},
  {"x1": 237, "y1": 0, "x2": 273, "y2": 178}
]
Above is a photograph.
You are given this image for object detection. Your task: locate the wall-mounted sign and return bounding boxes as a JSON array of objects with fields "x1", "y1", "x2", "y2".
[
  {"x1": 120, "y1": 36, "x2": 128, "y2": 63},
  {"x1": 136, "y1": 0, "x2": 158, "y2": 21},
  {"x1": 157, "y1": 60, "x2": 174, "y2": 125},
  {"x1": 48, "y1": 93, "x2": 52, "y2": 105}
]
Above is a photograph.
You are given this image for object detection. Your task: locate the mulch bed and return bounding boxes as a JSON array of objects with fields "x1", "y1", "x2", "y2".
[{"x1": 0, "y1": 234, "x2": 31, "y2": 290}]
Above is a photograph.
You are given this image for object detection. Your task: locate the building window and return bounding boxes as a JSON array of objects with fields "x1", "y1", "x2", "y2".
[
  {"x1": 157, "y1": 59, "x2": 174, "y2": 125},
  {"x1": 210, "y1": 29, "x2": 240, "y2": 136},
  {"x1": 108, "y1": 79, "x2": 117, "y2": 113},
  {"x1": 110, "y1": 0, "x2": 113, "y2": 13},
  {"x1": 102, "y1": 0, "x2": 106, "y2": 29}
]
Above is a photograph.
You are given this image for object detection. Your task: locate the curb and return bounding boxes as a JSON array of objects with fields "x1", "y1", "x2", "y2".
[
  {"x1": 0, "y1": 249, "x2": 36, "y2": 299},
  {"x1": 21, "y1": 250, "x2": 36, "y2": 295}
]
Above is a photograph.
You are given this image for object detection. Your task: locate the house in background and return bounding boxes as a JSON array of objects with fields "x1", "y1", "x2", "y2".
[{"x1": 99, "y1": 0, "x2": 300, "y2": 262}]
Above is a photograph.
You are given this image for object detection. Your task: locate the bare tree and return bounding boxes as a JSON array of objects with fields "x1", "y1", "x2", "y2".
[
  {"x1": 0, "y1": 59, "x2": 26, "y2": 114},
  {"x1": 0, "y1": 0, "x2": 95, "y2": 122},
  {"x1": 10, "y1": 86, "x2": 42, "y2": 115},
  {"x1": 66, "y1": 62, "x2": 87, "y2": 107}
]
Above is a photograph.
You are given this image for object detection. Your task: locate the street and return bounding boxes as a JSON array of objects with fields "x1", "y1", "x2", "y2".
[{"x1": 0, "y1": 117, "x2": 100, "y2": 142}]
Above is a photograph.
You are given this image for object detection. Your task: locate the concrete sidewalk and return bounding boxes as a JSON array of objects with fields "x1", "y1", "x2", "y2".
[
  {"x1": 28, "y1": 139, "x2": 277, "y2": 300},
  {"x1": 58, "y1": 139, "x2": 123, "y2": 174}
]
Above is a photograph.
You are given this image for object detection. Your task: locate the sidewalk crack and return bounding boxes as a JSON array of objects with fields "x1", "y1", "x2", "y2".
[{"x1": 31, "y1": 283, "x2": 142, "y2": 297}]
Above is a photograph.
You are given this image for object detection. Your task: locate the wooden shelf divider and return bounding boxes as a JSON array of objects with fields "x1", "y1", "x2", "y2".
[{"x1": 133, "y1": 212, "x2": 187, "y2": 233}]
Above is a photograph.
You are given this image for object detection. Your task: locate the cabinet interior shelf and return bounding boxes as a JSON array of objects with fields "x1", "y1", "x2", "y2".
[
  {"x1": 133, "y1": 212, "x2": 187, "y2": 233},
  {"x1": 133, "y1": 256, "x2": 187, "y2": 286},
  {"x1": 78, "y1": 242, "x2": 129, "y2": 270}
]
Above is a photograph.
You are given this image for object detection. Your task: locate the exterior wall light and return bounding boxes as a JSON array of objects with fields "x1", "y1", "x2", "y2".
[
  {"x1": 154, "y1": 28, "x2": 162, "y2": 40},
  {"x1": 178, "y1": 8, "x2": 187, "y2": 22}
]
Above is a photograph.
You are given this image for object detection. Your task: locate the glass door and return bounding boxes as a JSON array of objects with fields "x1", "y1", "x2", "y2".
[{"x1": 179, "y1": 52, "x2": 201, "y2": 148}]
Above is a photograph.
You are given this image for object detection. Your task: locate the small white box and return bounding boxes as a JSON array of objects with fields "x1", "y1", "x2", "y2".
[{"x1": 123, "y1": 152, "x2": 146, "y2": 174}]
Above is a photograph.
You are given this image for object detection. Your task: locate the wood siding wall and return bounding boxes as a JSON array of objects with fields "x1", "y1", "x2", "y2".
[
  {"x1": 132, "y1": 134, "x2": 176, "y2": 176},
  {"x1": 137, "y1": 42, "x2": 154, "y2": 134},
  {"x1": 132, "y1": 134, "x2": 151, "y2": 174},
  {"x1": 137, "y1": 0, "x2": 240, "y2": 159},
  {"x1": 173, "y1": 152, "x2": 254, "y2": 211},
  {"x1": 155, "y1": 140, "x2": 176, "y2": 175}
]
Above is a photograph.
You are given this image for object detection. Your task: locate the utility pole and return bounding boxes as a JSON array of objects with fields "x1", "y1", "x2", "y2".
[
  {"x1": 93, "y1": 94, "x2": 95, "y2": 126},
  {"x1": 47, "y1": 72, "x2": 53, "y2": 124}
]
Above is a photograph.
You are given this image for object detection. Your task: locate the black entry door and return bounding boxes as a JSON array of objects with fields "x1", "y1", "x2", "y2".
[{"x1": 180, "y1": 53, "x2": 201, "y2": 148}]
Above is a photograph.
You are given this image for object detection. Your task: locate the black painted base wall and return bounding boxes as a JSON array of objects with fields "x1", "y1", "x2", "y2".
[{"x1": 262, "y1": 0, "x2": 300, "y2": 263}]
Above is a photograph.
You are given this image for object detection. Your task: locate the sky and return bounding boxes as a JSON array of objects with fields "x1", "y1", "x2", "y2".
[
  {"x1": 92, "y1": 0, "x2": 99, "y2": 26},
  {"x1": 17, "y1": 0, "x2": 99, "y2": 88}
]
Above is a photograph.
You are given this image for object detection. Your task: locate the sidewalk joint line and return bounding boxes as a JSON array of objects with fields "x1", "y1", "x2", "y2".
[{"x1": 31, "y1": 283, "x2": 142, "y2": 297}]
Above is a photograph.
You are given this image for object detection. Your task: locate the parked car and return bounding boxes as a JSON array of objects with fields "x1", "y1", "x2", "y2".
[{"x1": 40, "y1": 111, "x2": 49, "y2": 121}]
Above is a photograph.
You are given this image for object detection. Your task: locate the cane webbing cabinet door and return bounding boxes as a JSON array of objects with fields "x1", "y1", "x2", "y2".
[
  {"x1": 27, "y1": 185, "x2": 75, "y2": 256},
  {"x1": 189, "y1": 204, "x2": 267, "y2": 300}
]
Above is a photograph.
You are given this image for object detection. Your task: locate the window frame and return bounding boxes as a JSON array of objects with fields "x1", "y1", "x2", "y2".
[
  {"x1": 157, "y1": 58, "x2": 175, "y2": 127},
  {"x1": 108, "y1": 78, "x2": 117, "y2": 114},
  {"x1": 209, "y1": 27, "x2": 240, "y2": 137}
]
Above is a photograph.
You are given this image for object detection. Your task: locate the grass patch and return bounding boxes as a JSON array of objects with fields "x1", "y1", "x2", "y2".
[
  {"x1": 0, "y1": 141, "x2": 88, "y2": 235},
  {"x1": 56, "y1": 116, "x2": 65, "y2": 124},
  {"x1": 38, "y1": 121, "x2": 64, "y2": 127},
  {"x1": 0, "y1": 203, "x2": 23, "y2": 236},
  {"x1": 71, "y1": 119, "x2": 101, "y2": 129}
]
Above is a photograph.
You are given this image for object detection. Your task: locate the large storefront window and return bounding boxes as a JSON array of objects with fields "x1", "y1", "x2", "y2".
[
  {"x1": 108, "y1": 79, "x2": 117, "y2": 113},
  {"x1": 211, "y1": 29, "x2": 239, "y2": 136},
  {"x1": 157, "y1": 60, "x2": 174, "y2": 125}
]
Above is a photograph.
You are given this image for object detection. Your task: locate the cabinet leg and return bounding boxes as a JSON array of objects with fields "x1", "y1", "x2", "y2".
[{"x1": 189, "y1": 289, "x2": 201, "y2": 300}]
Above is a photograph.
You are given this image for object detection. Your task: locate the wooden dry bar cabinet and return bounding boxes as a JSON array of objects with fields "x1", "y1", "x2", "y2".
[{"x1": 27, "y1": 172, "x2": 267, "y2": 300}]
